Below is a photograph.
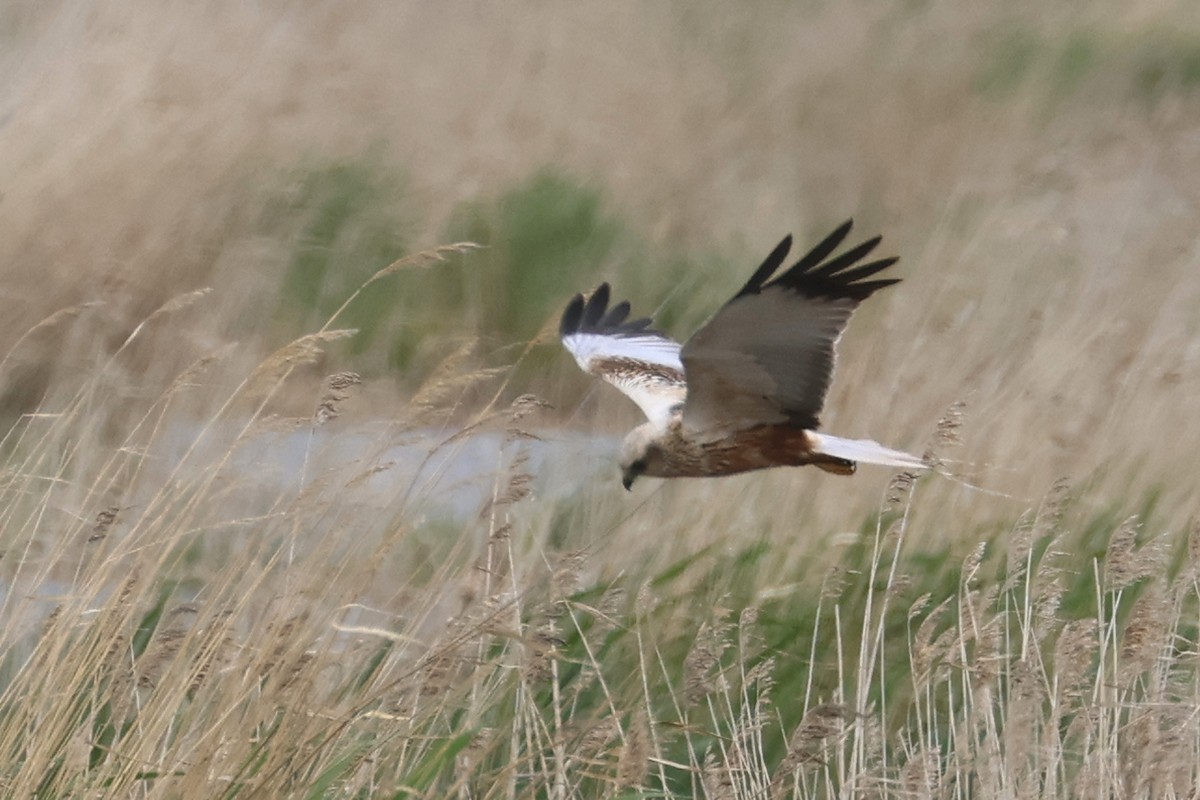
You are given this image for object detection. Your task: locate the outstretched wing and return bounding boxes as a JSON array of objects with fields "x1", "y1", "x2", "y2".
[
  {"x1": 560, "y1": 283, "x2": 686, "y2": 427},
  {"x1": 680, "y1": 220, "x2": 899, "y2": 433}
]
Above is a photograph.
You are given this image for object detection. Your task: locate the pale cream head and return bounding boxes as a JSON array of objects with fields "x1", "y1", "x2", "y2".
[{"x1": 618, "y1": 423, "x2": 665, "y2": 490}]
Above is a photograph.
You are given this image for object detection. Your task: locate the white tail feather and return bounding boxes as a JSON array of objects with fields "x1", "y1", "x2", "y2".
[{"x1": 808, "y1": 432, "x2": 927, "y2": 470}]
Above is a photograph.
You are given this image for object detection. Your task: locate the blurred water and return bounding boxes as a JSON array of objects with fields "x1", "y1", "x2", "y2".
[{"x1": 165, "y1": 423, "x2": 620, "y2": 519}]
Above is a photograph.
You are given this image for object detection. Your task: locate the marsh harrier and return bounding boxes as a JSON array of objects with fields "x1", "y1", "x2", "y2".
[{"x1": 560, "y1": 220, "x2": 926, "y2": 489}]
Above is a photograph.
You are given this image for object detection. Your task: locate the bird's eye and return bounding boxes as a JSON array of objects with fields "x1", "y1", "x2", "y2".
[{"x1": 629, "y1": 459, "x2": 647, "y2": 475}]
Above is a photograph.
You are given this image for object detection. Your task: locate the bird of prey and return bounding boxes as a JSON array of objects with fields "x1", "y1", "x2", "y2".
[{"x1": 559, "y1": 220, "x2": 926, "y2": 490}]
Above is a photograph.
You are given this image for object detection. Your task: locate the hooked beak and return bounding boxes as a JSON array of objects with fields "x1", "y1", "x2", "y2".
[{"x1": 621, "y1": 472, "x2": 635, "y2": 491}]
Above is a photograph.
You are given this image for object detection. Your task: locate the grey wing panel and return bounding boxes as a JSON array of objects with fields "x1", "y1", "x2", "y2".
[{"x1": 681, "y1": 290, "x2": 854, "y2": 432}]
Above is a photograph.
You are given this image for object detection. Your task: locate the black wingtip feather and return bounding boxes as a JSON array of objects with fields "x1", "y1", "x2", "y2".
[
  {"x1": 559, "y1": 284, "x2": 665, "y2": 340},
  {"x1": 834, "y1": 257, "x2": 899, "y2": 284},
  {"x1": 847, "y1": 278, "x2": 901, "y2": 296},
  {"x1": 809, "y1": 235, "x2": 882, "y2": 279},
  {"x1": 743, "y1": 219, "x2": 900, "y2": 303},
  {"x1": 602, "y1": 300, "x2": 631, "y2": 327},
  {"x1": 559, "y1": 293, "x2": 585, "y2": 337},
  {"x1": 791, "y1": 219, "x2": 854, "y2": 274},
  {"x1": 735, "y1": 234, "x2": 793, "y2": 298},
  {"x1": 582, "y1": 283, "x2": 610, "y2": 327}
]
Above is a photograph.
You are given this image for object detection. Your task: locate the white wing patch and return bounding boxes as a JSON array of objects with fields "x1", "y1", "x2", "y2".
[
  {"x1": 562, "y1": 331, "x2": 683, "y2": 373},
  {"x1": 560, "y1": 285, "x2": 687, "y2": 428}
]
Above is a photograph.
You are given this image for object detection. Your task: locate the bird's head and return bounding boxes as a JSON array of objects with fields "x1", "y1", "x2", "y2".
[{"x1": 618, "y1": 424, "x2": 664, "y2": 491}]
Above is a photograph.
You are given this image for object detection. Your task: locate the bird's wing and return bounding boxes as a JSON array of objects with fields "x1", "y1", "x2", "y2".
[
  {"x1": 560, "y1": 283, "x2": 687, "y2": 427},
  {"x1": 679, "y1": 220, "x2": 900, "y2": 433}
]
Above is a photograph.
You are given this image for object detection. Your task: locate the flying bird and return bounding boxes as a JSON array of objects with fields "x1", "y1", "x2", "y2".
[{"x1": 559, "y1": 219, "x2": 926, "y2": 490}]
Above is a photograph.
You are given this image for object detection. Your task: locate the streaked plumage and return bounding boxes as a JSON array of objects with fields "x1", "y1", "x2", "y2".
[{"x1": 560, "y1": 220, "x2": 926, "y2": 489}]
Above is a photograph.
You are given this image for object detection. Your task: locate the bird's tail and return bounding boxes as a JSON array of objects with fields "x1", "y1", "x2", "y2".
[{"x1": 808, "y1": 432, "x2": 927, "y2": 471}]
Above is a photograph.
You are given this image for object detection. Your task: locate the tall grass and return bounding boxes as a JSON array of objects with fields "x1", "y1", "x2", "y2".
[{"x1": 0, "y1": 244, "x2": 1197, "y2": 797}]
